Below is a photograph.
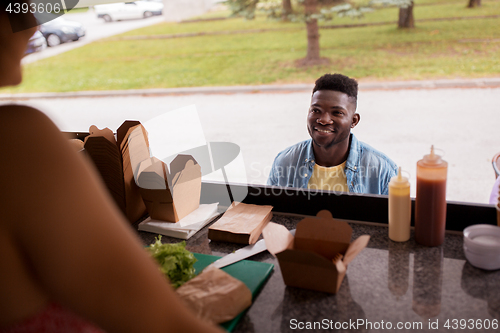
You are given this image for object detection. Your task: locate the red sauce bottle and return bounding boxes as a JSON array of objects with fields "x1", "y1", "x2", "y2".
[{"x1": 414, "y1": 146, "x2": 448, "y2": 247}]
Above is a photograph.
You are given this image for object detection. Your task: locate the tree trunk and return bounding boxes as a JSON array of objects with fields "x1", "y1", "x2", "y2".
[
  {"x1": 398, "y1": 2, "x2": 415, "y2": 29},
  {"x1": 305, "y1": 0, "x2": 320, "y2": 61},
  {"x1": 467, "y1": 0, "x2": 482, "y2": 8},
  {"x1": 282, "y1": 0, "x2": 293, "y2": 21},
  {"x1": 296, "y1": 0, "x2": 330, "y2": 66}
]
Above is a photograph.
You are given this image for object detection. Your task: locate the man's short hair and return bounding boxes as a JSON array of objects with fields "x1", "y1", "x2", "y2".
[{"x1": 312, "y1": 73, "x2": 358, "y2": 101}]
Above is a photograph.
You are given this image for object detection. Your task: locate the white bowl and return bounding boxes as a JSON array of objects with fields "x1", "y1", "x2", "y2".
[{"x1": 463, "y1": 224, "x2": 500, "y2": 270}]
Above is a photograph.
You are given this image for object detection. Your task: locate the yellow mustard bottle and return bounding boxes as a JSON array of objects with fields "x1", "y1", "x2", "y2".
[{"x1": 389, "y1": 167, "x2": 411, "y2": 242}]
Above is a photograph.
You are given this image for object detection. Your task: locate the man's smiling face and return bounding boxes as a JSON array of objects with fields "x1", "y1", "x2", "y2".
[{"x1": 307, "y1": 90, "x2": 360, "y2": 149}]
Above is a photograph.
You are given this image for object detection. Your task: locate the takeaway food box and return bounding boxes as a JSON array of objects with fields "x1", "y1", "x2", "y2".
[{"x1": 263, "y1": 210, "x2": 370, "y2": 294}]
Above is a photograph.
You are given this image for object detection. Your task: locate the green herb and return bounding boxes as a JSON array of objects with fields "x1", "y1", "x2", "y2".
[{"x1": 147, "y1": 236, "x2": 197, "y2": 288}]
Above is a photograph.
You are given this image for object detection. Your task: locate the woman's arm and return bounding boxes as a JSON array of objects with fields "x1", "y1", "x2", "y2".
[{"x1": 0, "y1": 105, "x2": 224, "y2": 333}]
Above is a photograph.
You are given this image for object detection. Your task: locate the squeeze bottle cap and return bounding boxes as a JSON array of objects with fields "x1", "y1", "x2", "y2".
[
  {"x1": 422, "y1": 145, "x2": 443, "y2": 165},
  {"x1": 390, "y1": 167, "x2": 410, "y2": 188}
]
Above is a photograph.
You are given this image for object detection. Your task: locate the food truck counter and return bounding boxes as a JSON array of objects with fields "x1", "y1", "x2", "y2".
[{"x1": 136, "y1": 183, "x2": 500, "y2": 333}]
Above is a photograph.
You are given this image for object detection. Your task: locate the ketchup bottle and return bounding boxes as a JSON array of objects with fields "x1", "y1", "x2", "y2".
[{"x1": 414, "y1": 146, "x2": 448, "y2": 247}]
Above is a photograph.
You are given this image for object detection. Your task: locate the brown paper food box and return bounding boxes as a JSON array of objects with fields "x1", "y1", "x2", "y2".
[
  {"x1": 83, "y1": 121, "x2": 148, "y2": 224},
  {"x1": 119, "y1": 122, "x2": 150, "y2": 224},
  {"x1": 208, "y1": 202, "x2": 273, "y2": 244},
  {"x1": 138, "y1": 155, "x2": 202, "y2": 222},
  {"x1": 263, "y1": 210, "x2": 370, "y2": 294}
]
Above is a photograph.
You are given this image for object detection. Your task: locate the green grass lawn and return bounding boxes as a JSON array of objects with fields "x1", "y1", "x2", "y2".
[
  {"x1": 3, "y1": 0, "x2": 500, "y2": 93},
  {"x1": 66, "y1": 7, "x2": 90, "y2": 14}
]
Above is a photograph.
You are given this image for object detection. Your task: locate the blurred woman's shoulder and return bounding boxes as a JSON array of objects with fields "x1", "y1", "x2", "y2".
[
  {"x1": 0, "y1": 104, "x2": 61, "y2": 145},
  {"x1": 0, "y1": 103, "x2": 49, "y2": 121}
]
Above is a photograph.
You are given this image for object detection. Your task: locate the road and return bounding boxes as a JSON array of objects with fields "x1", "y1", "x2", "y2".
[
  {"x1": 22, "y1": 8, "x2": 164, "y2": 64},
  {"x1": 5, "y1": 85, "x2": 499, "y2": 206}
]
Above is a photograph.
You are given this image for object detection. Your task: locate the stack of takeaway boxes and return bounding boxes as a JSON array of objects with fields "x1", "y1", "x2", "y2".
[{"x1": 82, "y1": 120, "x2": 202, "y2": 225}]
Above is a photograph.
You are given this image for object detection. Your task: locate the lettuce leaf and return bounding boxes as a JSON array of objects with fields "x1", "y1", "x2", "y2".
[{"x1": 147, "y1": 236, "x2": 197, "y2": 288}]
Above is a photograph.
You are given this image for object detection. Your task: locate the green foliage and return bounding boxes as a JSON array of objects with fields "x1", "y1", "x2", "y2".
[
  {"x1": 319, "y1": 3, "x2": 374, "y2": 20},
  {"x1": 258, "y1": 0, "x2": 285, "y2": 20},
  {"x1": 369, "y1": 0, "x2": 413, "y2": 9},
  {"x1": 225, "y1": 0, "x2": 373, "y2": 22},
  {"x1": 223, "y1": 0, "x2": 260, "y2": 19}
]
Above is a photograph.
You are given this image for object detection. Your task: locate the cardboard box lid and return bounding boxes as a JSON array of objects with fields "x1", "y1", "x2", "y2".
[
  {"x1": 137, "y1": 157, "x2": 169, "y2": 191},
  {"x1": 343, "y1": 234, "x2": 370, "y2": 266},
  {"x1": 139, "y1": 155, "x2": 202, "y2": 191},
  {"x1": 262, "y1": 210, "x2": 370, "y2": 294},
  {"x1": 168, "y1": 154, "x2": 201, "y2": 189},
  {"x1": 138, "y1": 154, "x2": 202, "y2": 222},
  {"x1": 262, "y1": 222, "x2": 294, "y2": 256},
  {"x1": 294, "y1": 210, "x2": 353, "y2": 260},
  {"x1": 263, "y1": 210, "x2": 370, "y2": 267},
  {"x1": 117, "y1": 120, "x2": 142, "y2": 147},
  {"x1": 168, "y1": 155, "x2": 202, "y2": 221},
  {"x1": 84, "y1": 125, "x2": 116, "y2": 145}
]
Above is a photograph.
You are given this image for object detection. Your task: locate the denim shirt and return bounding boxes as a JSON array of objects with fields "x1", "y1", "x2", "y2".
[{"x1": 267, "y1": 134, "x2": 398, "y2": 195}]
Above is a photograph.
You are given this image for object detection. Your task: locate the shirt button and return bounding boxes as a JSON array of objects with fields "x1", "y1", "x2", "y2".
[
  {"x1": 304, "y1": 174, "x2": 308, "y2": 177},
  {"x1": 354, "y1": 166, "x2": 357, "y2": 170}
]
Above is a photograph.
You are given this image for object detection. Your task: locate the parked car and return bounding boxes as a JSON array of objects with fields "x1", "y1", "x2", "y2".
[
  {"x1": 40, "y1": 17, "x2": 86, "y2": 47},
  {"x1": 95, "y1": 1, "x2": 163, "y2": 22},
  {"x1": 25, "y1": 30, "x2": 47, "y2": 55}
]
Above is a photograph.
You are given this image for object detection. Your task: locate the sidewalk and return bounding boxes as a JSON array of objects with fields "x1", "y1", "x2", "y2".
[{"x1": 2, "y1": 77, "x2": 500, "y2": 100}]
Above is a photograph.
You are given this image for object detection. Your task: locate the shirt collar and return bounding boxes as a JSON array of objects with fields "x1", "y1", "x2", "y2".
[
  {"x1": 304, "y1": 139, "x2": 315, "y2": 164},
  {"x1": 345, "y1": 133, "x2": 360, "y2": 172},
  {"x1": 305, "y1": 135, "x2": 360, "y2": 171}
]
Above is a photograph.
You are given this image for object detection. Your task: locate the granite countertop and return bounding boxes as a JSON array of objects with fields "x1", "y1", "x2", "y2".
[{"x1": 138, "y1": 213, "x2": 500, "y2": 333}]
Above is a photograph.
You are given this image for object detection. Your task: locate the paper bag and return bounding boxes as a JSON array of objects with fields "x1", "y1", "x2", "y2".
[{"x1": 176, "y1": 266, "x2": 252, "y2": 324}]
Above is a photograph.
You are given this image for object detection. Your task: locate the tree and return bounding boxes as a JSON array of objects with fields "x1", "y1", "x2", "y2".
[
  {"x1": 298, "y1": 0, "x2": 328, "y2": 66},
  {"x1": 297, "y1": 1, "x2": 372, "y2": 65},
  {"x1": 224, "y1": 0, "x2": 370, "y2": 66},
  {"x1": 282, "y1": 0, "x2": 294, "y2": 20},
  {"x1": 370, "y1": 0, "x2": 414, "y2": 28},
  {"x1": 467, "y1": 0, "x2": 481, "y2": 8},
  {"x1": 398, "y1": 1, "x2": 414, "y2": 28}
]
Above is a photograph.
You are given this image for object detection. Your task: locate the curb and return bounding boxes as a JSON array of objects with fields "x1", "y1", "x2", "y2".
[
  {"x1": 360, "y1": 77, "x2": 500, "y2": 90},
  {"x1": 1, "y1": 78, "x2": 500, "y2": 100}
]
